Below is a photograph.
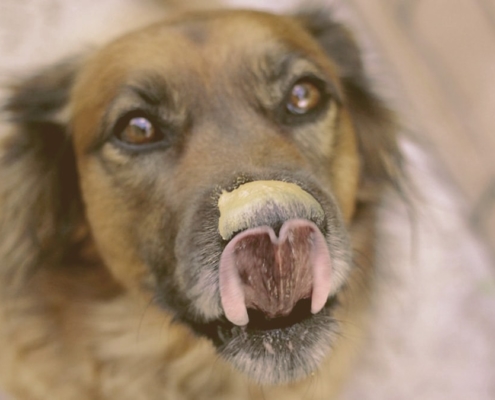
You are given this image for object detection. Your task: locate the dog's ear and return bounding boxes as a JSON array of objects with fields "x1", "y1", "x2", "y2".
[
  {"x1": 297, "y1": 11, "x2": 403, "y2": 197},
  {"x1": 0, "y1": 59, "x2": 83, "y2": 288}
]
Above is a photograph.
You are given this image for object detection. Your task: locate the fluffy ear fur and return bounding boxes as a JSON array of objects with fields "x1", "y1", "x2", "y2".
[
  {"x1": 0, "y1": 60, "x2": 83, "y2": 289},
  {"x1": 297, "y1": 10, "x2": 403, "y2": 198}
]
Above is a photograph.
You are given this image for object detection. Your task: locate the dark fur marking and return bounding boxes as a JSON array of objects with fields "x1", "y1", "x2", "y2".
[{"x1": 0, "y1": 61, "x2": 82, "y2": 287}]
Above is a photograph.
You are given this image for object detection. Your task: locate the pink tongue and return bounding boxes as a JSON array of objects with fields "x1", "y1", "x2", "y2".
[{"x1": 219, "y1": 219, "x2": 332, "y2": 326}]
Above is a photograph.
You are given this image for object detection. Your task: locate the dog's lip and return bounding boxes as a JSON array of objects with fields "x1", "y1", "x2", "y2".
[
  {"x1": 204, "y1": 293, "x2": 339, "y2": 347},
  {"x1": 195, "y1": 294, "x2": 340, "y2": 385}
]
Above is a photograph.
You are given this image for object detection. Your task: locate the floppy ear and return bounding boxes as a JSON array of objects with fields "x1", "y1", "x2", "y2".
[
  {"x1": 0, "y1": 59, "x2": 84, "y2": 288},
  {"x1": 297, "y1": 11, "x2": 403, "y2": 198}
]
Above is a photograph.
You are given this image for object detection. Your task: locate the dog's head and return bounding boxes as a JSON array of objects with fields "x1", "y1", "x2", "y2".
[{"x1": 1, "y1": 10, "x2": 400, "y2": 385}]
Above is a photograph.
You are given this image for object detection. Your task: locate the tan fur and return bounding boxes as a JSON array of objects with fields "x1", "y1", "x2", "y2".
[{"x1": 0, "y1": 9, "x2": 401, "y2": 399}]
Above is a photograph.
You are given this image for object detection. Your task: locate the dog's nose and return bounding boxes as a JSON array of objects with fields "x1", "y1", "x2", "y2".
[
  {"x1": 218, "y1": 180, "x2": 325, "y2": 240},
  {"x1": 217, "y1": 181, "x2": 332, "y2": 326}
]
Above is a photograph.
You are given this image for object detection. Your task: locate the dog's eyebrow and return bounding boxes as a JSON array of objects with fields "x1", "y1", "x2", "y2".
[
  {"x1": 87, "y1": 77, "x2": 178, "y2": 153},
  {"x1": 260, "y1": 51, "x2": 342, "y2": 104},
  {"x1": 263, "y1": 51, "x2": 333, "y2": 86},
  {"x1": 263, "y1": 52, "x2": 301, "y2": 83},
  {"x1": 124, "y1": 76, "x2": 173, "y2": 107}
]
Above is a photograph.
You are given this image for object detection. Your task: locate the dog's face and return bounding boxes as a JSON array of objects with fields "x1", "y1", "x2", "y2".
[
  {"x1": 71, "y1": 10, "x2": 359, "y2": 383},
  {"x1": 3, "y1": 9, "x2": 400, "y2": 387}
]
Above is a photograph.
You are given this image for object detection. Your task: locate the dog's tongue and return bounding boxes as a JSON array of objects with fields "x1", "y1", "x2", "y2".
[{"x1": 219, "y1": 219, "x2": 332, "y2": 326}]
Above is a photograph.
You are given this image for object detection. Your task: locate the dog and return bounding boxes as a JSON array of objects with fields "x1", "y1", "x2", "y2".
[{"x1": 0, "y1": 8, "x2": 402, "y2": 399}]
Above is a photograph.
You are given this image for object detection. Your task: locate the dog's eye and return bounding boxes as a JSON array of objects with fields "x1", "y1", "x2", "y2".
[
  {"x1": 117, "y1": 117, "x2": 163, "y2": 145},
  {"x1": 286, "y1": 80, "x2": 323, "y2": 115}
]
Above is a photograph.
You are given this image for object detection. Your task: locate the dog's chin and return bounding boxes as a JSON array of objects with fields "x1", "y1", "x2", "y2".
[{"x1": 186, "y1": 296, "x2": 340, "y2": 385}]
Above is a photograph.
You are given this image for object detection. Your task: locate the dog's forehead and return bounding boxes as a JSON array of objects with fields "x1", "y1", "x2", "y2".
[
  {"x1": 78, "y1": 11, "x2": 326, "y2": 87},
  {"x1": 71, "y1": 11, "x2": 335, "y2": 150},
  {"x1": 140, "y1": 10, "x2": 320, "y2": 54}
]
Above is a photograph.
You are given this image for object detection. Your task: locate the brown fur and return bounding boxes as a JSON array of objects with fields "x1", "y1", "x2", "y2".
[{"x1": 0, "y1": 9, "x2": 401, "y2": 399}]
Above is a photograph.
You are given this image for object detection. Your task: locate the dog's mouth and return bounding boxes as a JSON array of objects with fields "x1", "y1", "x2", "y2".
[
  {"x1": 216, "y1": 180, "x2": 332, "y2": 323},
  {"x1": 195, "y1": 292, "x2": 339, "y2": 385},
  {"x1": 168, "y1": 179, "x2": 348, "y2": 384},
  {"x1": 209, "y1": 181, "x2": 339, "y2": 383}
]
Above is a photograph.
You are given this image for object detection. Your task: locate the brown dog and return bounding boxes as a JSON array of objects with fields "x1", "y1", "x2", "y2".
[{"x1": 0, "y1": 8, "x2": 401, "y2": 399}]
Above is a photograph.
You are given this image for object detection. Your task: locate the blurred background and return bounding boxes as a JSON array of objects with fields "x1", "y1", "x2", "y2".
[{"x1": 347, "y1": 0, "x2": 495, "y2": 259}]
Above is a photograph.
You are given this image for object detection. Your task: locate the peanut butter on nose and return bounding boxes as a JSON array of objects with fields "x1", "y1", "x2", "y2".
[{"x1": 218, "y1": 180, "x2": 324, "y2": 240}]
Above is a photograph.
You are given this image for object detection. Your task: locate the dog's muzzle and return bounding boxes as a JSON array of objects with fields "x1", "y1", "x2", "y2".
[{"x1": 217, "y1": 181, "x2": 332, "y2": 326}]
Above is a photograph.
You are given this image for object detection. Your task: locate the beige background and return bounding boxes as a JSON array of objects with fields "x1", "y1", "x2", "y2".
[{"x1": 348, "y1": 0, "x2": 495, "y2": 257}]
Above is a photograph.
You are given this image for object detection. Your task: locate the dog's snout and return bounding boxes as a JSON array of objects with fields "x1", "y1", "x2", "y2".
[{"x1": 215, "y1": 181, "x2": 332, "y2": 327}]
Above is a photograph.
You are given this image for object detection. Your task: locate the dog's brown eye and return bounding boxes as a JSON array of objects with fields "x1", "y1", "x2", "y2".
[
  {"x1": 119, "y1": 117, "x2": 161, "y2": 145},
  {"x1": 286, "y1": 81, "x2": 322, "y2": 115}
]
